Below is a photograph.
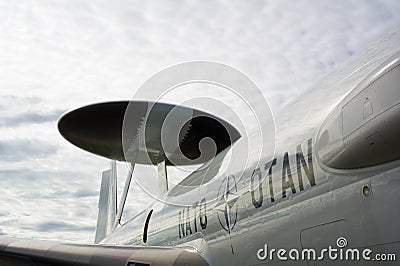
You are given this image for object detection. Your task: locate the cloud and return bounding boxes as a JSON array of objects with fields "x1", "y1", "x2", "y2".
[
  {"x1": 0, "y1": 96, "x2": 65, "y2": 127},
  {"x1": 0, "y1": 139, "x2": 58, "y2": 162},
  {"x1": 34, "y1": 221, "x2": 95, "y2": 232},
  {"x1": 0, "y1": 111, "x2": 65, "y2": 127},
  {"x1": 72, "y1": 189, "x2": 98, "y2": 198},
  {"x1": 0, "y1": 167, "x2": 99, "y2": 242},
  {"x1": 0, "y1": 96, "x2": 42, "y2": 105}
]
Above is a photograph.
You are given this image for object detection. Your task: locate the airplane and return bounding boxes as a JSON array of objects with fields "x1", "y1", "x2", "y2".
[{"x1": 1, "y1": 28, "x2": 400, "y2": 266}]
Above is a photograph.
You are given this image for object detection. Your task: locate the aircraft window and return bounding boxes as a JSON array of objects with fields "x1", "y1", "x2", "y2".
[{"x1": 142, "y1": 209, "x2": 153, "y2": 245}]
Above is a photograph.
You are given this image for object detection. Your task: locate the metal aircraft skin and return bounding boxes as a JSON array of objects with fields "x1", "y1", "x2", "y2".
[{"x1": 1, "y1": 29, "x2": 400, "y2": 266}]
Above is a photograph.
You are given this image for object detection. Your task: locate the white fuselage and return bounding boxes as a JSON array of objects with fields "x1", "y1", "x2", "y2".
[{"x1": 102, "y1": 30, "x2": 400, "y2": 266}]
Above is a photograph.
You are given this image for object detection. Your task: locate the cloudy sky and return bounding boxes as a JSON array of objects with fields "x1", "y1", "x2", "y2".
[{"x1": 0, "y1": 0, "x2": 400, "y2": 243}]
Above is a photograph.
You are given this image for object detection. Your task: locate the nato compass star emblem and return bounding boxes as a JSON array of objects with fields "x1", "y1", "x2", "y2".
[{"x1": 215, "y1": 175, "x2": 239, "y2": 234}]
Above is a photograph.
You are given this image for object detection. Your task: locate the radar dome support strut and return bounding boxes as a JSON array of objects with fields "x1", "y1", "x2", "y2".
[
  {"x1": 114, "y1": 147, "x2": 138, "y2": 229},
  {"x1": 157, "y1": 153, "x2": 168, "y2": 195}
]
